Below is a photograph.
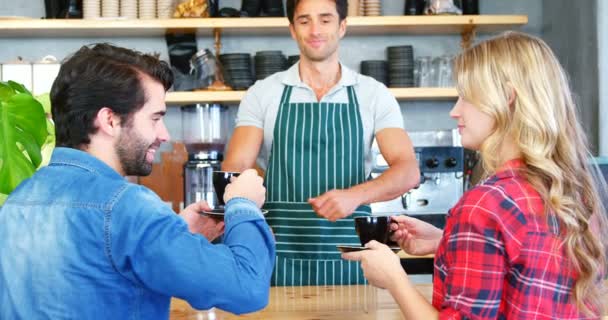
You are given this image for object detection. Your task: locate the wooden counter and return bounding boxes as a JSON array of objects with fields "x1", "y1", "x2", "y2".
[
  {"x1": 170, "y1": 284, "x2": 431, "y2": 319},
  {"x1": 170, "y1": 283, "x2": 608, "y2": 320}
]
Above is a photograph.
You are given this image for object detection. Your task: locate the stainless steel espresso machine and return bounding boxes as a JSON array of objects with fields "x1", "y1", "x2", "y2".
[
  {"x1": 370, "y1": 130, "x2": 478, "y2": 275},
  {"x1": 182, "y1": 103, "x2": 230, "y2": 208},
  {"x1": 371, "y1": 130, "x2": 477, "y2": 229}
]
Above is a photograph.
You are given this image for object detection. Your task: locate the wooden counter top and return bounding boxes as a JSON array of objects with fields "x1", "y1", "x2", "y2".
[
  {"x1": 170, "y1": 282, "x2": 608, "y2": 319},
  {"x1": 170, "y1": 284, "x2": 431, "y2": 319}
]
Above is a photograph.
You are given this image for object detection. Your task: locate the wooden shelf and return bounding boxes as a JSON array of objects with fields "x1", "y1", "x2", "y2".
[
  {"x1": 165, "y1": 87, "x2": 457, "y2": 104},
  {"x1": 166, "y1": 90, "x2": 245, "y2": 104},
  {"x1": 0, "y1": 15, "x2": 527, "y2": 37},
  {"x1": 390, "y1": 87, "x2": 458, "y2": 100}
]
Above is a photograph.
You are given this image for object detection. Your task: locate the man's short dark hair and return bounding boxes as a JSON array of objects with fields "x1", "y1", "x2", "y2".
[
  {"x1": 286, "y1": 0, "x2": 347, "y2": 24},
  {"x1": 50, "y1": 43, "x2": 173, "y2": 149}
]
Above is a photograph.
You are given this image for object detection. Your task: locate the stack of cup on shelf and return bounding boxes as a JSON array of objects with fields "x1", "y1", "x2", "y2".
[
  {"x1": 83, "y1": 0, "x2": 101, "y2": 19},
  {"x1": 82, "y1": 0, "x2": 177, "y2": 19},
  {"x1": 139, "y1": 0, "x2": 157, "y2": 19},
  {"x1": 120, "y1": 0, "x2": 138, "y2": 19},
  {"x1": 157, "y1": 0, "x2": 175, "y2": 19},
  {"x1": 360, "y1": 60, "x2": 388, "y2": 86},
  {"x1": 361, "y1": 0, "x2": 381, "y2": 16},
  {"x1": 347, "y1": 0, "x2": 360, "y2": 16},
  {"x1": 387, "y1": 45, "x2": 414, "y2": 88},
  {"x1": 102, "y1": 0, "x2": 120, "y2": 18}
]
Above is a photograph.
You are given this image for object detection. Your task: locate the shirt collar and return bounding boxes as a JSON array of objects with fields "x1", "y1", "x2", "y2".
[
  {"x1": 494, "y1": 158, "x2": 526, "y2": 179},
  {"x1": 499, "y1": 158, "x2": 526, "y2": 170},
  {"x1": 282, "y1": 61, "x2": 359, "y2": 88},
  {"x1": 49, "y1": 147, "x2": 125, "y2": 181}
]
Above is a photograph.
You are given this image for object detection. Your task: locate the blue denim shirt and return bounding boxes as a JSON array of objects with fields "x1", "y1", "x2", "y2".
[{"x1": 0, "y1": 147, "x2": 276, "y2": 319}]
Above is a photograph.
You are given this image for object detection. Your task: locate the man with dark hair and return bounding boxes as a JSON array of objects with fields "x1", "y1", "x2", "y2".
[
  {"x1": 286, "y1": 0, "x2": 348, "y2": 24},
  {"x1": 223, "y1": 0, "x2": 420, "y2": 286},
  {"x1": 0, "y1": 43, "x2": 275, "y2": 319}
]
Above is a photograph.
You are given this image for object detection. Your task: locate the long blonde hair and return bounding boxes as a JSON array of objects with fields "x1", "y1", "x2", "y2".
[{"x1": 453, "y1": 31, "x2": 608, "y2": 315}]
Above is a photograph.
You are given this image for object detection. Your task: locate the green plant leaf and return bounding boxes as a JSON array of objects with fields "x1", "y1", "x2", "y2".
[
  {"x1": 39, "y1": 119, "x2": 56, "y2": 168},
  {"x1": 0, "y1": 82, "x2": 16, "y2": 101},
  {"x1": 0, "y1": 83, "x2": 48, "y2": 195},
  {"x1": 36, "y1": 93, "x2": 51, "y2": 115},
  {"x1": 7, "y1": 80, "x2": 30, "y2": 95}
]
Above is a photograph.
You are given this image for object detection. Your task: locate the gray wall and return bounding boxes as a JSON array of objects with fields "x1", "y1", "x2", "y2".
[
  {"x1": 0, "y1": 0, "x2": 542, "y2": 146},
  {"x1": 542, "y1": 0, "x2": 599, "y2": 154},
  {"x1": 599, "y1": 0, "x2": 608, "y2": 157}
]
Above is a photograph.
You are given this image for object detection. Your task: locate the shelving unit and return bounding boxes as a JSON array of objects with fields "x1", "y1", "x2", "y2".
[
  {"x1": 0, "y1": 15, "x2": 527, "y2": 37},
  {"x1": 0, "y1": 15, "x2": 525, "y2": 104},
  {"x1": 165, "y1": 87, "x2": 458, "y2": 105}
]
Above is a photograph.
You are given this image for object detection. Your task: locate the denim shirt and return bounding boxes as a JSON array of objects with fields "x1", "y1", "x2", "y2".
[{"x1": 0, "y1": 147, "x2": 276, "y2": 319}]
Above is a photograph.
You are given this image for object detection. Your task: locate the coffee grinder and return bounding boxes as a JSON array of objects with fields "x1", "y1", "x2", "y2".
[{"x1": 182, "y1": 103, "x2": 230, "y2": 208}]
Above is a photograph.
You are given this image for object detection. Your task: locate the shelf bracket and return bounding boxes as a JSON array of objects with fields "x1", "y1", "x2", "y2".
[
  {"x1": 213, "y1": 28, "x2": 223, "y2": 57},
  {"x1": 460, "y1": 25, "x2": 476, "y2": 50}
]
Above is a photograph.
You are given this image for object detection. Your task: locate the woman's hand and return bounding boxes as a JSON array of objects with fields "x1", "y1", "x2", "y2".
[
  {"x1": 341, "y1": 240, "x2": 407, "y2": 290},
  {"x1": 391, "y1": 215, "x2": 443, "y2": 256}
]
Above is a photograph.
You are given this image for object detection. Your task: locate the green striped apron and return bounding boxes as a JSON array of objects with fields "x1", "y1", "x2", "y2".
[{"x1": 264, "y1": 85, "x2": 371, "y2": 286}]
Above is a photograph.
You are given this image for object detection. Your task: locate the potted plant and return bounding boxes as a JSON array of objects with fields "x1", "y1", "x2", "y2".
[{"x1": 0, "y1": 80, "x2": 55, "y2": 205}]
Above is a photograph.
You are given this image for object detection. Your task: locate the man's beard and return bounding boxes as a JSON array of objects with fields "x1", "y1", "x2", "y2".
[
  {"x1": 299, "y1": 40, "x2": 338, "y2": 62},
  {"x1": 115, "y1": 127, "x2": 156, "y2": 176}
]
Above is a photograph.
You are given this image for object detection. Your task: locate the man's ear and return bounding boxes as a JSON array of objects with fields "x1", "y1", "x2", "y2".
[
  {"x1": 338, "y1": 18, "x2": 347, "y2": 39},
  {"x1": 289, "y1": 23, "x2": 297, "y2": 41},
  {"x1": 94, "y1": 107, "x2": 121, "y2": 137}
]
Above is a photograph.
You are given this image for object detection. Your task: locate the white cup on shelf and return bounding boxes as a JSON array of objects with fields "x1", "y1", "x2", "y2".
[
  {"x1": 83, "y1": 0, "x2": 101, "y2": 19},
  {"x1": 157, "y1": 0, "x2": 175, "y2": 19},
  {"x1": 121, "y1": 0, "x2": 139, "y2": 19},
  {"x1": 102, "y1": 0, "x2": 120, "y2": 18},
  {"x1": 139, "y1": 0, "x2": 157, "y2": 19}
]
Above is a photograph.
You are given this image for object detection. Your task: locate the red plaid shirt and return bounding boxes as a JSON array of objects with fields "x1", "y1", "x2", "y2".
[{"x1": 433, "y1": 159, "x2": 598, "y2": 319}]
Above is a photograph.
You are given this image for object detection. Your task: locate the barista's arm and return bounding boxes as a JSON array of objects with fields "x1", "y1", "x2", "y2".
[
  {"x1": 310, "y1": 128, "x2": 419, "y2": 221},
  {"x1": 352, "y1": 128, "x2": 420, "y2": 203},
  {"x1": 222, "y1": 126, "x2": 263, "y2": 172}
]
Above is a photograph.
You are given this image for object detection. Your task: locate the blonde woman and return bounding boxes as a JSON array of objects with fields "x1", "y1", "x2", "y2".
[{"x1": 343, "y1": 31, "x2": 608, "y2": 319}]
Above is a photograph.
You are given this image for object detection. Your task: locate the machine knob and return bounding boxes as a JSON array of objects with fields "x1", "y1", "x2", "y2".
[
  {"x1": 445, "y1": 157, "x2": 458, "y2": 168},
  {"x1": 425, "y1": 158, "x2": 439, "y2": 168}
]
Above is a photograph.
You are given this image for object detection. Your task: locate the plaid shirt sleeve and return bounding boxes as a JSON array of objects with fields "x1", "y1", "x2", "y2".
[{"x1": 433, "y1": 184, "x2": 528, "y2": 320}]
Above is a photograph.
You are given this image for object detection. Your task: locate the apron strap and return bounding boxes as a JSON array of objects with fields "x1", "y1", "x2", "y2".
[
  {"x1": 346, "y1": 85, "x2": 359, "y2": 106},
  {"x1": 282, "y1": 85, "x2": 358, "y2": 106},
  {"x1": 279, "y1": 85, "x2": 293, "y2": 105}
]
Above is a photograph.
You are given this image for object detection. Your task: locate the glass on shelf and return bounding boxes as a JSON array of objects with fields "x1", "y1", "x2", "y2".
[{"x1": 190, "y1": 49, "x2": 231, "y2": 91}]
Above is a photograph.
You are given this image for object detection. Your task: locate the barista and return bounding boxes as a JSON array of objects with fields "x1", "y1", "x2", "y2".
[{"x1": 222, "y1": 0, "x2": 420, "y2": 285}]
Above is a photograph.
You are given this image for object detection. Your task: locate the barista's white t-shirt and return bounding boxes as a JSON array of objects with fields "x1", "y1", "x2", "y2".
[{"x1": 236, "y1": 62, "x2": 404, "y2": 176}]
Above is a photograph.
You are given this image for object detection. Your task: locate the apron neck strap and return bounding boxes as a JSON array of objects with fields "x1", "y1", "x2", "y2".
[
  {"x1": 280, "y1": 85, "x2": 294, "y2": 105},
  {"x1": 280, "y1": 85, "x2": 358, "y2": 105},
  {"x1": 346, "y1": 86, "x2": 358, "y2": 106}
]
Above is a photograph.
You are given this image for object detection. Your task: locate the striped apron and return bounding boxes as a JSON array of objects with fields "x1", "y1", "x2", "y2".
[{"x1": 264, "y1": 85, "x2": 371, "y2": 286}]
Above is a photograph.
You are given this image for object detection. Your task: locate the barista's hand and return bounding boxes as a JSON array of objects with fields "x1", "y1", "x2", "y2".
[
  {"x1": 224, "y1": 169, "x2": 266, "y2": 208},
  {"x1": 308, "y1": 189, "x2": 361, "y2": 222},
  {"x1": 390, "y1": 215, "x2": 442, "y2": 256},
  {"x1": 179, "y1": 201, "x2": 225, "y2": 241},
  {"x1": 341, "y1": 240, "x2": 407, "y2": 290}
]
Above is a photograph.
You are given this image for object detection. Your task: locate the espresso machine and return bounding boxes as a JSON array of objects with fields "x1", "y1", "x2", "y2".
[
  {"x1": 182, "y1": 103, "x2": 230, "y2": 208},
  {"x1": 401, "y1": 146, "x2": 476, "y2": 227},
  {"x1": 371, "y1": 130, "x2": 477, "y2": 229}
]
